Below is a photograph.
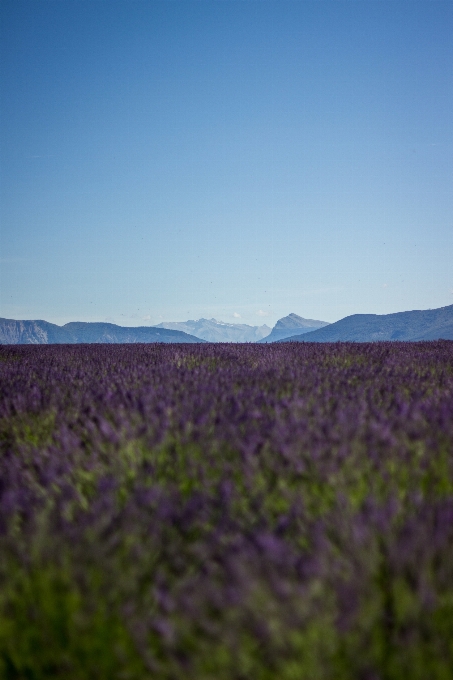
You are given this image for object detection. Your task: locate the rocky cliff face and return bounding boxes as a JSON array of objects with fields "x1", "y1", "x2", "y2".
[
  {"x1": 0, "y1": 319, "x2": 72, "y2": 344},
  {"x1": 259, "y1": 313, "x2": 330, "y2": 343}
]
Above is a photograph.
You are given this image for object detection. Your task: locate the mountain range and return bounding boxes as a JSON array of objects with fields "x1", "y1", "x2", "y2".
[
  {"x1": 1, "y1": 304, "x2": 452, "y2": 345},
  {"x1": 278, "y1": 304, "x2": 453, "y2": 343},
  {"x1": 0, "y1": 319, "x2": 205, "y2": 345},
  {"x1": 154, "y1": 318, "x2": 271, "y2": 343},
  {"x1": 258, "y1": 313, "x2": 330, "y2": 343}
]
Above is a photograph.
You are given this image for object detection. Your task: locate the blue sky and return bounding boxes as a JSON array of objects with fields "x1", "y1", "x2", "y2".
[{"x1": 1, "y1": 0, "x2": 452, "y2": 327}]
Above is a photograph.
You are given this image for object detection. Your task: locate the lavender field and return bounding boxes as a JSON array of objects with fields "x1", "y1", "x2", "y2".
[{"x1": 1, "y1": 342, "x2": 453, "y2": 679}]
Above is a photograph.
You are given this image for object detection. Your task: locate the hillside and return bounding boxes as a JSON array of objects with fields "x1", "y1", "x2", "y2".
[
  {"x1": 63, "y1": 322, "x2": 206, "y2": 344},
  {"x1": 278, "y1": 304, "x2": 453, "y2": 343},
  {"x1": 0, "y1": 319, "x2": 205, "y2": 344}
]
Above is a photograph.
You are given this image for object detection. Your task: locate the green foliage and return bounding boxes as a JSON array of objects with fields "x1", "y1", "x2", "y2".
[{"x1": 0, "y1": 342, "x2": 452, "y2": 678}]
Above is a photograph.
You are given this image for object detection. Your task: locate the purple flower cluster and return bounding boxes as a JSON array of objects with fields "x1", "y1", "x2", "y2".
[{"x1": 0, "y1": 341, "x2": 452, "y2": 679}]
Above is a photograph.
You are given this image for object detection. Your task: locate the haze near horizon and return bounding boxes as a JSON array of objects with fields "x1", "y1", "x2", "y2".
[{"x1": 1, "y1": 0, "x2": 452, "y2": 328}]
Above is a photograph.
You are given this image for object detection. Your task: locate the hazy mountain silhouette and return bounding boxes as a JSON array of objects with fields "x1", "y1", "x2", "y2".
[
  {"x1": 154, "y1": 318, "x2": 271, "y2": 343},
  {"x1": 0, "y1": 319, "x2": 205, "y2": 344},
  {"x1": 0, "y1": 319, "x2": 72, "y2": 345},
  {"x1": 258, "y1": 313, "x2": 330, "y2": 343},
  {"x1": 277, "y1": 305, "x2": 453, "y2": 343},
  {"x1": 3, "y1": 305, "x2": 452, "y2": 345}
]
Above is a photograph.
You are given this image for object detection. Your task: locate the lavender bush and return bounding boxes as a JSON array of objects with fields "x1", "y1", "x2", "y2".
[{"x1": 0, "y1": 342, "x2": 452, "y2": 679}]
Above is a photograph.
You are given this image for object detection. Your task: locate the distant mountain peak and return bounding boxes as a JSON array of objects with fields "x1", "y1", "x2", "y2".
[
  {"x1": 259, "y1": 313, "x2": 330, "y2": 343},
  {"x1": 154, "y1": 318, "x2": 271, "y2": 342},
  {"x1": 274, "y1": 313, "x2": 329, "y2": 330}
]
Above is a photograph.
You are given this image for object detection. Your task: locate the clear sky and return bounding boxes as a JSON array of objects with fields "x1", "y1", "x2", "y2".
[{"x1": 1, "y1": 0, "x2": 452, "y2": 328}]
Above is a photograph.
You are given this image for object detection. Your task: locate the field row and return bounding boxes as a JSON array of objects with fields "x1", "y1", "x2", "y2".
[{"x1": 1, "y1": 342, "x2": 453, "y2": 679}]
